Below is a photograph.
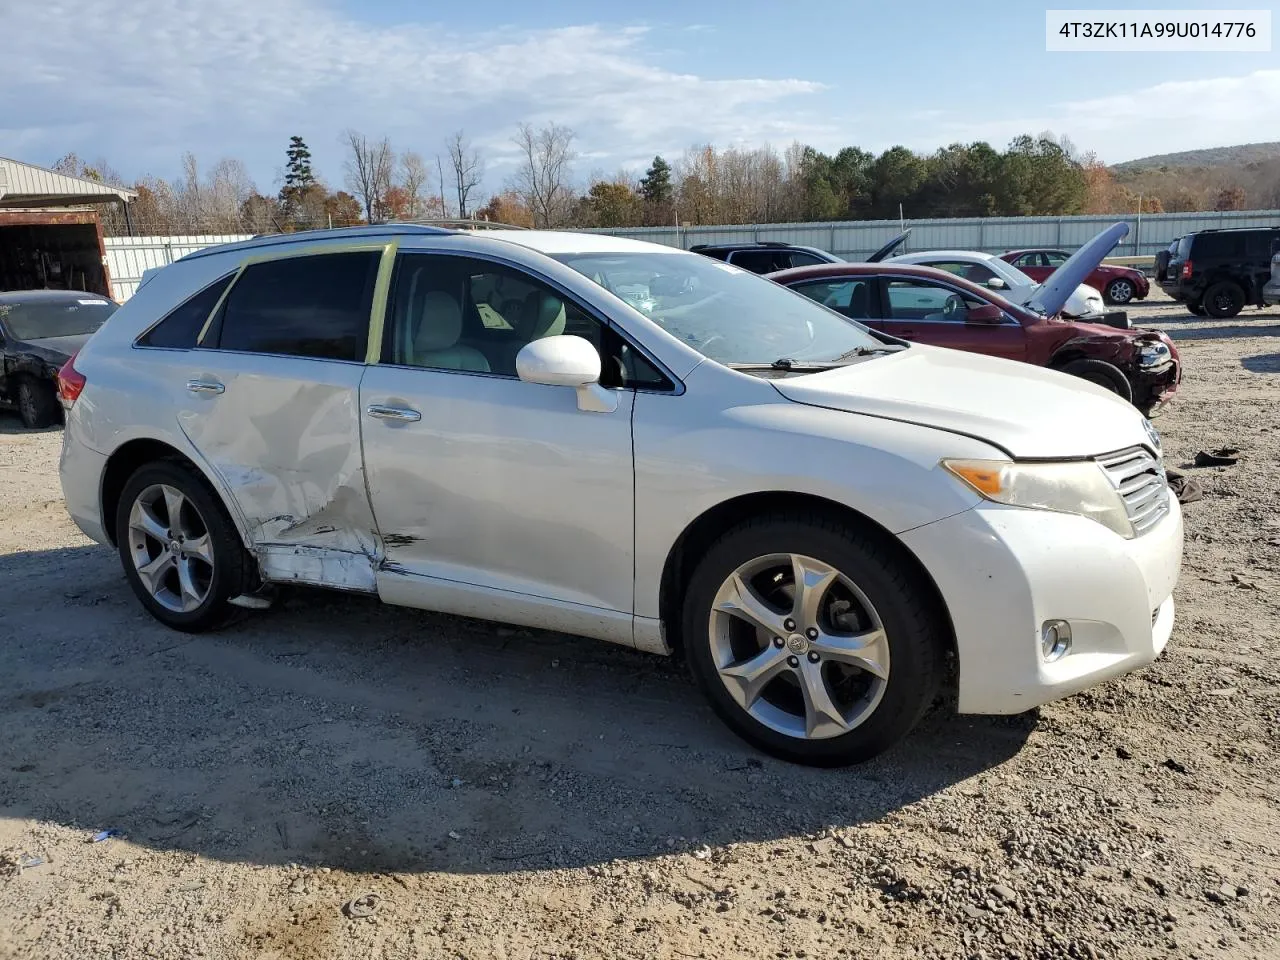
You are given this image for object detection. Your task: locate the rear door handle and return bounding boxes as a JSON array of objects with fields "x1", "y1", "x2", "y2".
[
  {"x1": 366, "y1": 403, "x2": 422, "y2": 423},
  {"x1": 186, "y1": 379, "x2": 224, "y2": 395}
]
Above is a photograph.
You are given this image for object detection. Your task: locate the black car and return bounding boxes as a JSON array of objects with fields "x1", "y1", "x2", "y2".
[
  {"x1": 1156, "y1": 227, "x2": 1280, "y2": 318},
  {"x1": 689, "y1": 241, "x2": 844, "y2": 273},
  {"x1": 0, "y1": 290, "x2": 117, "y2": 428}
]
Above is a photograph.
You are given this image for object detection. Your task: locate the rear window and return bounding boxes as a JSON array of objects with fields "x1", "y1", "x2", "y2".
[
  {"x1": 207, "y1": 252, "x2": 380, "y2": 361},
  {"x1": 1176, "y1": 236, "x2": 1193, "y2": 258},
  {"x1": 137, "y1": 274, "x2": 234, "y2": 349},
  {"x1": 0, "y1": 298, "x2": 116, "y2": 340}
]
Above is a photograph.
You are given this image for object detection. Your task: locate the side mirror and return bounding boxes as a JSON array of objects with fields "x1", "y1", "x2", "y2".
[
  {"x1": 516, "y1": 335, "x2": 618, "y2": 413},
  {"x1": 986, "y1": 277, "x2": 1008, "y2": 290},
  {"x1": 965, "y1": 304, "x2": 1004, "y2": 325}
]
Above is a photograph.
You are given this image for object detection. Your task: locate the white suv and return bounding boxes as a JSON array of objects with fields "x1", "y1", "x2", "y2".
[{"x1": 57, "y1": 224, "x2": 1182, "y2": 765}]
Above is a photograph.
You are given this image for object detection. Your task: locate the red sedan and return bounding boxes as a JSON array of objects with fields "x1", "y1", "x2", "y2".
[
  {"x1": 1000, "y1": 249, "x2": 1149, "y2": 305},
  {"x1": 769, "y1": 261, "x2": 1179, "y2": 414}
]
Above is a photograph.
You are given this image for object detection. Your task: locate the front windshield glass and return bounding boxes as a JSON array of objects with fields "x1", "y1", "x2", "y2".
[
  {"x1": 987, "y1": 256, "x2": 1040, "y2": 286},
  {"x1": 551, "y1": 252, "x2": 885, "y2": 365},
  {"x1": 0, "y1": 299, "x2": 117, "y2": 340}
]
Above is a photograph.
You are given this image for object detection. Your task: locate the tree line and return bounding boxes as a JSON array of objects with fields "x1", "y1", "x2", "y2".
[{"x1": 51, "y1": 126, "x2": 1280, "y2": 238}]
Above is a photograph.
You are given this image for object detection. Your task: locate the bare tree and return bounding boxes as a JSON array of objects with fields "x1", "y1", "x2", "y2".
[
  {"x1": 446, "y1": 130, "x2": 485, "y2": 219},
  {"x1": 399, "y1": 151, "x2": 431, "y2": 219},
  {"x1": 342, "y1": 129, "x2": 395, "y2": 222},
  {"x1": 512, "y1": 122, "x2": 576, "y2": 228}
]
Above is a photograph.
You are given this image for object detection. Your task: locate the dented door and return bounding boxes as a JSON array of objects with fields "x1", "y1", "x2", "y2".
[{"x1": 175, "y1": 352, "x2": 379, "y2": 591}]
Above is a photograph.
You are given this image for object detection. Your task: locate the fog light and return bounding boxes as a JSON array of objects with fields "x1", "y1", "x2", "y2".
[{"x1": 1041, "y1": 620, "x2": 1072, "y2": 662}]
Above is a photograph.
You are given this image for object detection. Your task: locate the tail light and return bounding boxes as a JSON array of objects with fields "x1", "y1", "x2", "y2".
[
  {"x1": 1181, "y1": 259, "x2": 1193, "y2": 279},
  {"x1": 56, "y1": 353, "x2": 86, "y2": 407}
]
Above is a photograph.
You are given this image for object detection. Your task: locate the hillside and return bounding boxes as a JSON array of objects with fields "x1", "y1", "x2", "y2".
[{"x1": 1113, "y1": 142, "x2": 1280, "y2": 172}]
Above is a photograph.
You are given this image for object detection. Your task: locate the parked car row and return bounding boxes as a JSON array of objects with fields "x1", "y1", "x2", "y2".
[{"x1": 57, "y1": 222, "x2": 1182, "y2": 766}]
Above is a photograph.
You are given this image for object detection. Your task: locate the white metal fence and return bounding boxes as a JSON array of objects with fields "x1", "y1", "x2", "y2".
[
  {"x1": 103, "y1": 209, "x2": 1280, "y2": 300},
  {"x1": 589, "y1": 209, "x2": 1280, "y2": 260},
  {"x1": 106, "y1": 234, "x2": 250, "y2": 301}
]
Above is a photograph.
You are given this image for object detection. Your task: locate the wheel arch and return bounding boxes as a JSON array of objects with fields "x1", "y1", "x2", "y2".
[
  {"x1": 657, "y1": 490, "x2": 956, "y2": 662},
  {"x1": 100, "y1": 437, "x2": 245, "y2": 547}
]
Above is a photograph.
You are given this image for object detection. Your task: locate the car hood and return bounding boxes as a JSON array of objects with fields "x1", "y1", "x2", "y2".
[
  {"x1": 771, "y1": 344, "x2": 1146, "y2": 459},
  {"x1": 7, "y1": 333, "x2": 90, "y2": 364},
  {"x1": 1027, "y1": 223, "x2": 1129, "y2": 316}
]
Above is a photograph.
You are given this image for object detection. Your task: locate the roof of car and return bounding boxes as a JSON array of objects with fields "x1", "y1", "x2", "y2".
[
  {"x1": 174, "y1": 224, "x2": 682, "y2": 263},
  {"x1": 689, "y1": 241, "x2": 810, "y2": 250},
  {"x1": 888, "y1": 250, "x2": 1000, "y2": 262},
  {"x1": 1000, "y1": 248, "x2": 1067, "y2": 257},
  {"x1": 0, "y1": 289, "x2": 114, "y2": 305}
]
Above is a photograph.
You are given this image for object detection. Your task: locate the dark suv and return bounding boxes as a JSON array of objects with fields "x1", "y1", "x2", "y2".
[
  {"x1": 689, "y1": 241, "x2": 842, "y2": 273},
  {"x1": 1156, "y1": 227, "x2": 1280, "y2": 318}
]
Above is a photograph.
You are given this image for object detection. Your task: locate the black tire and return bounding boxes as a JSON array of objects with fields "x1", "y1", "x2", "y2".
[
  {"x1": 682, "y1": 512, "x2": 947, "y2": 766},
  {"x1": 1203, "y1": 281, "x2": 1245, "y2": 319},
  {"x1": 115, "y1": 459, "x2": 258, "y2": 632},
  {"x1": 16, "y1": 377, "x2": 60, "y2": 429},
  {"x1": 1057, "y1": 358, "x2": 1134, "y2": 404},
  {"x1": 1104, "y1": 278, "x2": 1136, "y2": 305}
]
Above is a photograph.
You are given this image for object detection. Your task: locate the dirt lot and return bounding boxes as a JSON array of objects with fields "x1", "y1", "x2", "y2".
[{"x1": 2, "y1": 291, "x2": 1278, "y2": 960}]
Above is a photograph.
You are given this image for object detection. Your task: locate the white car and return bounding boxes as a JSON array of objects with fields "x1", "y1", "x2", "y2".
[
  {"x1": 886, "y1": 249, "x2": 1109, "y2": 320},
  {"x1": 56, "y1": 224, "x2": 1182, "y2": 765},
  {"x1": 1264, "y1": 252, "x2": 1280, "y2": 306}
]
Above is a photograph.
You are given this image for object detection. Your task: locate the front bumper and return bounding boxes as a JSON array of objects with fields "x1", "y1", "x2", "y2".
[{"x1": 901, "y1": 497, "x2": 1182, "y2": 715}]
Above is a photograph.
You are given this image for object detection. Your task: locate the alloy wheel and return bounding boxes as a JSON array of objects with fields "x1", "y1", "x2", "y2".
[
  {"x1": 126, "y1": 483, "x2": 215, "y2": 613},
  {"x1": 1109, "y1": 280, "x2": 1133, "y2": 303},
  {"x1": 708, "y1": 553, "x2": 890, "y2": 740}
]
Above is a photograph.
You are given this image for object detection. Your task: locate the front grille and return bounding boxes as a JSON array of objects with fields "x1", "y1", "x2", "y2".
[{"x1": 1097, "y1": 446, "x2": 1171, "y2": 536}]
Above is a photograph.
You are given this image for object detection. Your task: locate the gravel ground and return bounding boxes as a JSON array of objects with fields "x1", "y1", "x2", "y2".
[{"x1": 1, "y1": 290, "x2": 1278, "y2": 960}]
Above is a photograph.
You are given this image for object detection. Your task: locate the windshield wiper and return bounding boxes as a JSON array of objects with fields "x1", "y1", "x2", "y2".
[
  {"x1": 728, "y1": 348, "x2": 904, "y2": 373},
  {"x1": 832, "y1": 344, "x2": 907, "y2": 361}
]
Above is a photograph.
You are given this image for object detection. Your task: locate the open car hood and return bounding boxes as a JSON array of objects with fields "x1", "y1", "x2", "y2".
[
  {"x1": 771, "y1": 343, "x2": 1148, "y2": 459},
  {"x1": 865, "y1": 229, "x2": 911, "y2": 263},
  {"x1": 1027, "y1": 222, "x2": 1128, "y2": 316}
]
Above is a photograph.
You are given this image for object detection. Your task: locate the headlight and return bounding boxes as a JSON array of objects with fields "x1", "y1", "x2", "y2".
[
  {"x1": 1138, "y1": 342, "x2": 1171, "y2": 367},
  {"x1": 943, "y1": 459, "x2": 1132, "y2": 538}
]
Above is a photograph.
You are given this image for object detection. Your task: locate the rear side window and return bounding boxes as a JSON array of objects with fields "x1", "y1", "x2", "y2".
[
  {"x1": 137, "y1": 274, "x2": 233, "y2": 349},
  {"x1": 728, "y1": 250, "x2": 784, "y2": 273},
  {"x1": 1193, "y1": 233, "x2": 1244, "y2": 258},
  {"x1": 208, "y1": 252, "x2": 380, "y2": 361}
]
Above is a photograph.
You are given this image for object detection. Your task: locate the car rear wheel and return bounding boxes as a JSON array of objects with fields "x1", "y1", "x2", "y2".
[
  {"x1": 1104, "y1": 278, "x2": 1135, "y2": 305},
  {"x1": 1204, "y1": 281, "x2": 1245, "y2": 319},
  {"x1": 682, "y1": 513, "x2": 946, "y2": 766},
  {"x1": 16, "y1": 377, "x2": 60, "y2": 429},
  {"x1": 115, "y1": 460, "x2": 258, "y2": 632},
  {"x1": 1057, "y1": 358, "x2": 1134, "y2": 404}
]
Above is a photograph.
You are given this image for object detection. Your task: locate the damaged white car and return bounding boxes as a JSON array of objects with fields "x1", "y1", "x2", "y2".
[{"x1": 58, "y1": 224, "x2": 1182, "y2": 765}]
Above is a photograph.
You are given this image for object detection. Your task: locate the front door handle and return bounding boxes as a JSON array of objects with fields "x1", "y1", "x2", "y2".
[
  {"x1": 366, "y1": 403, "x2": 422, "y2": 423},
  {"x1": 187, "y1": 379, "x2": 225, "y2": 395}
]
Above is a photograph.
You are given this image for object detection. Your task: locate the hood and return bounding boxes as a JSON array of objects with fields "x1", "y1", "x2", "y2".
[
  {"x1": 13, "y1": 333, "x2": 91, "y2": 364},
  {"x1": 771, "y1": 344, "x2": 1148, "y2": 459},
  {"x1": 865, "y1": 229, "x2": 911, "y2": 262},
  {"x1": 1027, "y1": 222, "x2": 1128, "y2": 316}
]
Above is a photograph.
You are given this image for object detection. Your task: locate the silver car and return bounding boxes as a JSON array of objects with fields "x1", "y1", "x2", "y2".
[
  {"x1": 57, "y1": 225, "x2": 1181, "y2": 765},
  {"x1": 1264, "y1": 252, "x2": 1280, "y2": 306}
]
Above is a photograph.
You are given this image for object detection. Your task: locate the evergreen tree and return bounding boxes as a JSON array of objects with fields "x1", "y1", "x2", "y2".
[
  {"x1": 284, "y1": 136, "x2": 315, "y2": 192},
  {"x1": 639, "y1": 156, "x2": 673, "y2": 223}
]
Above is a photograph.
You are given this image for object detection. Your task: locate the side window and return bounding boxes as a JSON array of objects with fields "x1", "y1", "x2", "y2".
[
  {"x1": 790, "y1": 279, "x2": 874, "y2": 319},
  {"x1": 1044, "y1": 252, "x2": 1069, "y2": 267},
  {"x1": 783, "y1": 252, "x2": 826, "y2": 269},
  {"x1": 136, "y1": 273, "x2": 234, "y2": 349},
  {"x1": 886, "y1": 280, "x2": 981, "y2": 323},
  {"x1": 208, "y1": 252, "x2": 379, "y2": 360},
  {"x1": 1012, "y1": 253, "x2": 1034, "y2": 267},
  {"x1": 384, "y1": 254, "x2": 609, "y2": 380},
  {"x1": 727, "y1": 250, "x2": 781, "y2": 274},
  {"x1": 960, "y1": 262, "x2": 998, "y2": 284}
]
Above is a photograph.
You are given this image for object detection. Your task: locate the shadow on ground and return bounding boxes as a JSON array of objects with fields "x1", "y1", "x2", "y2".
[
  {"x1": 1161, "y1": 323, "x2": 1280, "y2": 342},
  {"x1": 0, "y1": 544, "x2": 1031, "y2": 876},
  {"x1": 1242, "y1": 353, "x2": 1280, "y2": 373},
  {"x1": 0, "y1": 409, "x2": 62, "y2": 436}
]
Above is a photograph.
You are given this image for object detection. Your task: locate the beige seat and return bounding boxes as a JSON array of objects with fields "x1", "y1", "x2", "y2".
[
  {"x1": 496, "y1": 290, "x2": 567, "y2": 372},
  {"x1": 411, "y1": 290, "x2": 490, "y2": 373}
]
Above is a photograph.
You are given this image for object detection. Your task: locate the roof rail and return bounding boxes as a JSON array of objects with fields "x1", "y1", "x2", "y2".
[
  {"x1": 689, "y1": 243, "x2": 708, "y2": 251},
  {"x1": 176, "y1": 223, "x2": 456, "y2": 262},
  {"x1": 387, "y1": 217, "x2": 531, "y2": 231},
  {"x1": 758, "y1": 241, "x2": 793, "y2": 248}
]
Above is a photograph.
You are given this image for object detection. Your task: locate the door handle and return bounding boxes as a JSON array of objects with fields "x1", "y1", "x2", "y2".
[
  {"x1": 366, "y1": 403, "x2": 422, "y2": 423},
  {"x1": 186, "y1": 379, "x2": 225, "y2": 395}
]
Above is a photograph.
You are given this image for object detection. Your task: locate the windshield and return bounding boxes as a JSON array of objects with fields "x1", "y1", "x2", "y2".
[
  {"x1": 988, "y1": 256, "x2": 1042, "y2": 286},
  {"x1": 0, "y1": 299, "x2": 116, "y2": 340},
  {"x1": 551, "y1": 252, "x2": 885, "y2": 365}
]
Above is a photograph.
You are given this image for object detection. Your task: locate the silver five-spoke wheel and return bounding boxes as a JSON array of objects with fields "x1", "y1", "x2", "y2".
[
  {"x1": 127, "y1": 483, "x2": 215, "y2": 613},
  {"x1": 709, "y1": 553, "x2": 890, "y2": 741}
]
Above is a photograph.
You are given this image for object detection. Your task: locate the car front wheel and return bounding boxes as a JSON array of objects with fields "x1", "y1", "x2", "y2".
[
  {"x1": 682, "y1": 513, "x2": 946, "y2": 766},
  {"x1": 1104, "y1": 278, "x2": 1135, "y2": 305},
  {"x1": 115, "y1": 460, "x2": 258, "y2": 632},
  {"x1": 1057, "y1": 358, "x2": 1134, "y2": 404}
]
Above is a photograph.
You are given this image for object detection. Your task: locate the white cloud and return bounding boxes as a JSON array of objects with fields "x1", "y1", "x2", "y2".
[
  {"x1": 909, "y1": 69, "x2": 1280, "y2": 163},
  {"x1": 0, "y1": 0, "x2": 828, "y2": 191}
]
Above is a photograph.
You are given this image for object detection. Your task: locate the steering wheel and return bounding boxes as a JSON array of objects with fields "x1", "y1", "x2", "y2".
[{"x1": 943, "y1": 295, "x2": 966, "y2": 321}]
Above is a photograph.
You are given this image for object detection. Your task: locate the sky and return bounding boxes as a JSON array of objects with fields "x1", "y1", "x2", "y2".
[{"x1": 3, "y1": 0, "x2": 1278, "y2": 197}]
